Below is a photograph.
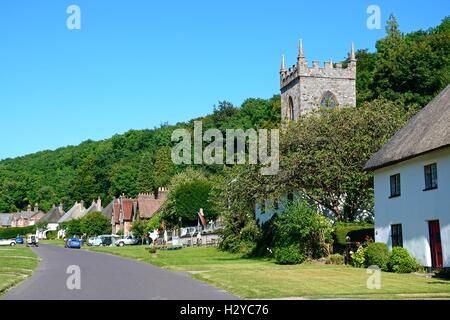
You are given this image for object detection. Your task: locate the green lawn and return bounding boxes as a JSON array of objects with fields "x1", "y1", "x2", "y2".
[
  {"x1": 0, "y1": 245, "x2": 39, "y2": 297},
  {"x1": 88, "y1": 246, "x2": 450, "y2": 299}
]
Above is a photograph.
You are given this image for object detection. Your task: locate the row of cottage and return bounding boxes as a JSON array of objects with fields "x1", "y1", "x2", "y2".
[{"x1": 0, "y1": 188, "x2": 168, "y2": 239}]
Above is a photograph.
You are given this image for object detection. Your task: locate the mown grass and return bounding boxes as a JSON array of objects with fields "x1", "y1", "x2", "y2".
[
  {"x1": 0, "y1": 245, "x2": 39, "y2": 297},
  {"x1": 89, "y1": 246, "x2": 450, "y2": 300}
]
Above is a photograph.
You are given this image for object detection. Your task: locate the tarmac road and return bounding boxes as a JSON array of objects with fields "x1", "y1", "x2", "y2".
[{"x1": 3, "y1": 244, "x2": 237, "y2": 300}]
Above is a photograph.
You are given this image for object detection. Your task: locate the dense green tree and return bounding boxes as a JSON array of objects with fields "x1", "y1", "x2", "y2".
[
  {"x1": 138, "y1": 152, "x2": 156, "y2": 194},
  {"x1": 80, "y1": 212, "x2": 111, "y2": 237},
  {"x1": 109, "y1": 162, "x2": 139, "y2": 198},
  {"x1": 278, "y1": 99, "x2": 417, "y2": 221},
  {"x1": 59, "y1": 219, "x2": 82, "y2": 238},
  {"x1": 71, "y1": 155, "x2": 101, "y2": 203},
  {"x1": 153, "y1": 146, "x2": 176, "y2": 189},
  {"x1": 163, "y1": 168, "x2": 218, "y2": 225}
]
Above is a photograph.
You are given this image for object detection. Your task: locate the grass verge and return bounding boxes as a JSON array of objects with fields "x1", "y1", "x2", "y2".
[
  {"x1": 88, "y1": 246, "x2": 450, "y2": 300},
  {"x1": 0, "y1": 245, "x2": 39, "y2": 297}
]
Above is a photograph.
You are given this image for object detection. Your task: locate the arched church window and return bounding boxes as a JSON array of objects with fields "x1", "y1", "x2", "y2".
[
  {"x1": 320, "y1": 91, "x2": 338, "y2": 108},
  {"x1": 288, "y1": 96, "x2": 295, "y2": 120}
]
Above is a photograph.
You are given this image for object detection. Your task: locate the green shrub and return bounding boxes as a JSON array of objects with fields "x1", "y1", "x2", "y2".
[
  {"x1": 334, "y1": 222, "x2": 374, "y2": 247},
  {"x1": 327, "y1": 253, "x2": 345, "y2": 265},
  {"x1": 365, "y1": 242, "x2": 390, "y2": 270},
  {"x1": 46, "y1": 230, "x2": 57, "y2": 240},
  {"x1": 351, "y1": 246, "x2": 365, "y2": 268},
  {"x1": 274, "y1": 200, "x2": 333, "y2": 260},
  {"x1": 387, "y1": 247, "x2": 418, "y2": 273},
  {"x1": 274, "y1": 245, "x2": 306, "y2": 265},
  {"x1": 0, "y1": 226, "x2": 35, "y2": 239}
]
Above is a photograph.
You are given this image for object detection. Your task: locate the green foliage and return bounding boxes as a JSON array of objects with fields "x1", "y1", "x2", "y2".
[
  {"x1": 280, "y1": 99, "x2": 416, "y2": 221},
  {"x1": 358, "y1": 15, "x2": 450, "y2": 106},
  {"x1": 364, "y1": 242, "x2": 390, "y2": 270},
  {"x1": 45, "y1": 230, "x2": 57, "y2": 240},
  {"x1": 59, "y1": 219, "x2": 82, "y2": 238},
  {"x1": 273, "y1": 200, "x2": 334, "y2": 261},
  {"x1": 153, "y1": 146, "x2": 176, "y2": 189},
  {"x1": 327, "y1": 253, "x2": 345, "y2": 265},
  {"x1": 334, "y1": 222, "x2": 374, "y2": 246},
  {"x1": 80, "y1": 212, "x2": 111, "y2": 237},
  {"x1": 164, "y1": 168, "x2": 218, "y2": 225},
  {"x1": 274, "y1": 244, "x2": 306, "y2": 265},
  {"x1": 131, "y1": 219, "x2": 147, "y2": 239},
  {"x1": 138, "y1": 152, "x2": 156, "y2": 194},
  {"x1": 34, "y1": 221, "x2": 48, "y2": 232},
  {"x1": 146, "y1": 212, "x2": 162, "y2": 233},
  {"x1": 351, "y1": 246, "x2": 366, "y2": 268},
  {"x1": 387, "y1": 247, "x2": 418, "y2": 273},
  {"x1": 0, "y1": 226, "x2": 35, "y2": 239}
]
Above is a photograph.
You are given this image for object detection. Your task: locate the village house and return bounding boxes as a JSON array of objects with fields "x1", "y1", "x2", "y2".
[
  {"x1": 57, "y1": 198, "x2": 103, "y2": 238},
  {"x1": 37, "y1": 203, "x2": 65, "y2": 239},
  {"x1": 0, "y1": 214, "x2": 13, "y2": 228},
  {"x1": 365, "y1": 85, "x2": 450, "y2": 269},
  {"x1": 109, "y1": 189, "x2": 168, "y2": 236},
  {"x1": 0, "y1": 204, "x2": 45, "y2": 229}
]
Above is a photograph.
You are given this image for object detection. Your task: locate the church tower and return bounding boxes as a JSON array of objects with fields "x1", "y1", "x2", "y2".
[{"x1": 280, "y1": 40, "x2": 356, "y2": 121}]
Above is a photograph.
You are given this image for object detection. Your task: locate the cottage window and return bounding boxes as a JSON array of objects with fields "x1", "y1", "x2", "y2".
[
  {"x1": 389, "y1": 174, "x2": 401, "y2": 198},
  {"x1": 391, "y1": 224, "x2": 403, "y2": 248},
  {"x1": 424, "y1": 163, "x2": 438, "y2": 190}
]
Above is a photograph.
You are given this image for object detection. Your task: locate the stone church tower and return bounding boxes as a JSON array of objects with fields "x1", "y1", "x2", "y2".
[{"x1": 280, "y1": 40, "x2": 356, "y2": 120}]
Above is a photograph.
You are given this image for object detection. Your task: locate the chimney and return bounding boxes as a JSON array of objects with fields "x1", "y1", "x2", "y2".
[
  {"x1": 97, "y1": 196, "x2": 102, "y2": 211},
  {"x1": 34, "y1": 203, "x2": 39, "y2": 213},
  {"x1": 27, "y1": 204, "x2": 32, "y2": 212},
  {"x1": 59, "y1": 202, "x2": 64, "y2": 213}
]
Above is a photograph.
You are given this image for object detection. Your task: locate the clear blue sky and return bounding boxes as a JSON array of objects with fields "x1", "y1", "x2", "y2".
[{"x1": 0, "y1": 0, "x2": 447, "y2": 160}]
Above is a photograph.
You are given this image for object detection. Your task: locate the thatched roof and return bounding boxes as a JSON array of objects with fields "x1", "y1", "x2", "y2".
[{"x1": 365, "y1": 85, "x2": 450, "y2": 171}]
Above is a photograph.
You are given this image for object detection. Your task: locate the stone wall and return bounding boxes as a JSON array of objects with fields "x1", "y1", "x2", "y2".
[{"x1": 280, "y1": 47, "x2": 356, "y2": 120}]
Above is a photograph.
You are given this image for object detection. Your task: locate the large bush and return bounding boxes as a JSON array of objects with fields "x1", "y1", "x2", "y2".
[
  {"x1": 274, "y1": 244, "x2": 306, "y2": 265},
  {"x1": 164, "y1": 169, "x2": 218, "y2": 225},
  {"x1": 273, "y1": 200, "x2": 333, "y2": 264},
  {"x1": 387, "y1": 247, "x2": 418, "y2": 273},
  {"x1": 80, "y1": 212, "x2": 111, "y2": 237},
  {"x1": 365, "y1": 242, "x2": 390, "y2": 270},
  {"x1": 219, "y1": 221, "x2": 261, "y2": 254}
]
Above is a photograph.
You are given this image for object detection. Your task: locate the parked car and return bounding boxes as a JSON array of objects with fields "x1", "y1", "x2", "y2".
[
  {"x1": 98, "y1": 235, "x2": 120, "y2": 247},
  {"x1": 15, "y1": 236, "x2": 24, "y2": 245},
  {"x1": 0, "y1": 238, "x2": 16, "y2": 246},
  {"x1": 26, "y1": 235, "x2": 39, "y2": 247},
  {"x1": 65, "y1": 238, "x2": 81, "y2": 249},
  {"x1": 86, "y1": 237, "x2": 97, "y2": 247},
  {"x1": 115, "y1": 235, "x2": 140, "y2": 247}
]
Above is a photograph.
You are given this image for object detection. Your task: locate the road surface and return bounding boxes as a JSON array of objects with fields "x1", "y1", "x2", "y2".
[{"x1": 3, "y1": 244, "x2": 237, "y2": 300}]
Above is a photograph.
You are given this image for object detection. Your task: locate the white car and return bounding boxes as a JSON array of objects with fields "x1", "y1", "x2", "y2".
[
  {"x1": 0, "y1": 238, "x2": 16, "y2": 246},
  {"x1": 115, "y1": 236, "x2": 140, "y2": 247}
]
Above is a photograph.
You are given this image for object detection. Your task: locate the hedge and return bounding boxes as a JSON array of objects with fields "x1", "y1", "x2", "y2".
[{"x1": 0, "y1": 226, "x2": 36, "y2": 239}]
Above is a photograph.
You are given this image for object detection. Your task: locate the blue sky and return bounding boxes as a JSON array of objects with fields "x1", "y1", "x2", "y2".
[{"x1": 0, "y1": 0, "x2": 448, "y2": 160}]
